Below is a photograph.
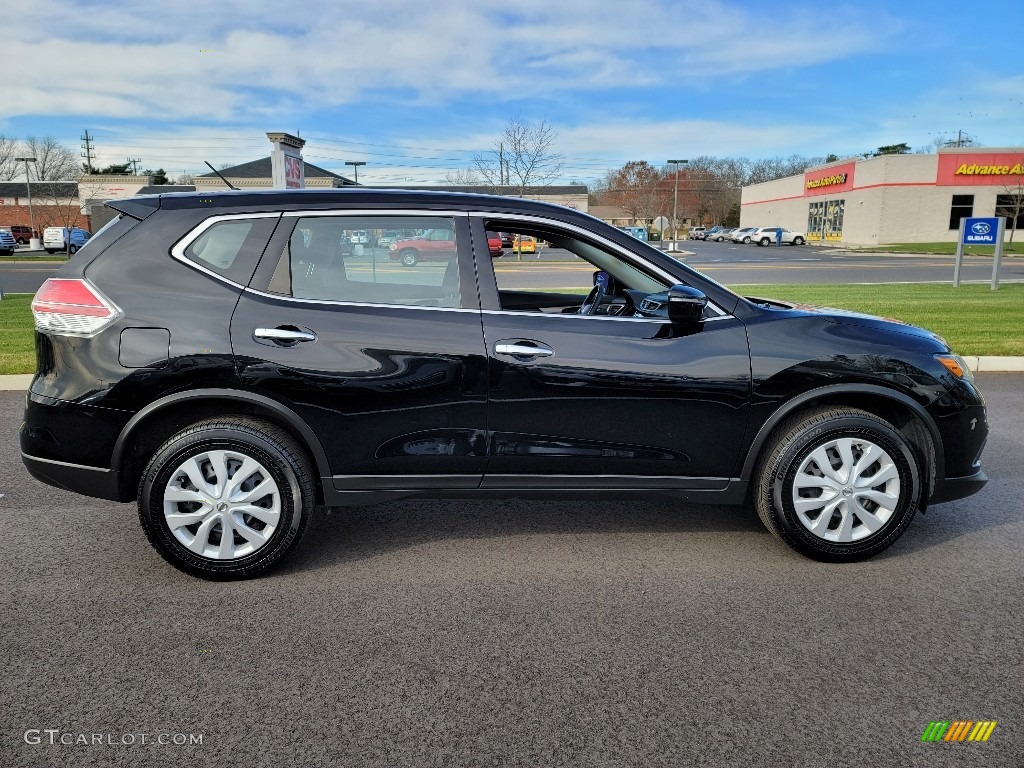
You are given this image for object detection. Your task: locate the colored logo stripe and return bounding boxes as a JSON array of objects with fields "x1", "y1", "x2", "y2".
[
  {"x1": 944, "y1": 721, "x2": 973, "y2": 741},
  {"x1": 969, "y1": 721, "x2": 997, "y2": 742},
  {"x1": 921, "y1": 721, "x2": 996, "y2": 742}
]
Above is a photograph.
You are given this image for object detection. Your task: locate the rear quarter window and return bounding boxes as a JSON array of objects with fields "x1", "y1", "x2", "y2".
[{"x1": 180, "y1": 215, "x2": 281, "y2": 285}]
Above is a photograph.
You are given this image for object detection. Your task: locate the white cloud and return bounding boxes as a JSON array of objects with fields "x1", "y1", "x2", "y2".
[{"x1": 2, "y1": 0, "x2": 896, "y2": 122}]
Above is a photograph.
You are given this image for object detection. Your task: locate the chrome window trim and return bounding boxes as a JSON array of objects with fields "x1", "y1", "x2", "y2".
[
  {"x1": 479, "y1": 308, "x2": 734, "y2": 323},
  {"x1": 281, "y1": 209, "x2": 469, "y2": 219},
  {"x1": 469, "y1": 210, "x2": 730, "y2": 318},
  {"x1": 170, "y1": 212, "x2": 282, "y2": 288},
  {"x1": 241, "y1": 286, "x2": 480, "y2": 313}
]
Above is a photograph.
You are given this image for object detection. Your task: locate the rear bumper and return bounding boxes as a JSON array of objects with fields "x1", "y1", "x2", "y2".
[
  {"x1": 21, "y1": 452, "x2": 127, "y2": 502},
  {"x1": 930, "y1": 469, "x2": 988, "y2": 504}
]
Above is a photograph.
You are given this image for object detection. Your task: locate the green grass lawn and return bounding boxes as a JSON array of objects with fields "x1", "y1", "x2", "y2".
[
  {"x1": 854, "y1": 241, "x2": 1024, "y2": 255},
  {"x1": 0, "y1": 295, "x2": 35, "y2": 375},
  {"x1": 0, "y1": 283, "x2": 1021, "y2": 375},
  {"x1": 728, "y1": 282, "x2": 1024, "y2": 356}
]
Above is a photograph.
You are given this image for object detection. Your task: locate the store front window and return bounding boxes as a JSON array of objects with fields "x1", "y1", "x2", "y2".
[
  {"x1": 807, "y1": 199, "x2": 845, "y2": 241},
  {"x1": 949, "y1": 194, "x2": 974, "y2": 230}
]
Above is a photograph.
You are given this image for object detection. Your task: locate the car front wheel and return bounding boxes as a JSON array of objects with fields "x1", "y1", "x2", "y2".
[
  {"x1": 754, "y1": 407, "x2": 921, "y2": 562},
  {"x1": 399, "y1": 249, "x2": 418, "y2": 266},
  {"x1": 759, "y1": 237, "x2": 771, "y2": 246},
  {"x1": 138, "y1": 418, "x2": 314, "y2": 580},
  {"x1": 742, "y1": 236, "x2": 751, "y2": 244}
]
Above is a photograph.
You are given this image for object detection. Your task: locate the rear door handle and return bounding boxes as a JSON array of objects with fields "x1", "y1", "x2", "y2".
[
  {"x1": 494, "y1": 340, "x2": 554, "y2": 358},
  {"x1": 254, "y1": 327, "x2": 317, "y2": 345}
]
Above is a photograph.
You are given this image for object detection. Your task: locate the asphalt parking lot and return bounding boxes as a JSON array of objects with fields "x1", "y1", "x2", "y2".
[{"x1": 1, "y1": 375, "x2": 1021, "y2": 768}]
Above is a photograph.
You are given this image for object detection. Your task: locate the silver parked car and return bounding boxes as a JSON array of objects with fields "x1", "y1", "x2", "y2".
[{"x1": 730, "y1": 227, "x2": 758, "y2": 244}]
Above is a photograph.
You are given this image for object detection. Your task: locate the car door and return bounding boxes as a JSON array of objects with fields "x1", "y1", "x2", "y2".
[
  {"x1": 472, "y1": 215, "x2": 751, "y2": 489},
  {"x1": 231, "y1": 210, "x2": 489, "y2": 492}
]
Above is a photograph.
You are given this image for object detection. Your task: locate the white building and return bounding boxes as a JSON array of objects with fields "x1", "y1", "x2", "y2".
[{"x1": 741, "y1": 147, "x2": 1024, "y2": 245}]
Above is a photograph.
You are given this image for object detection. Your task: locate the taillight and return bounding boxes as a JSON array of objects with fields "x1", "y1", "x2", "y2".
[{"x1": 31, "y1": 278, "x2": 121, "y2": 337}]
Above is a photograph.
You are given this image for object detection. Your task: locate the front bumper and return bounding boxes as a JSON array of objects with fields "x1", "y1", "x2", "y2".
[{"x1": 930, "y1": 469, "x2": 988, "y2": 504}]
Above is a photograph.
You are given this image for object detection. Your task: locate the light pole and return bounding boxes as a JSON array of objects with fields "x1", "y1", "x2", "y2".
[
  {"x1": 668, "y1": 159, "x2": 687, "y2": 250},
  {"x1": 15, "y1": 156, "x2": 38, "y2": 243},
  {"x1": 345, "y1": 161, "x2": 366, "y2": 185}
]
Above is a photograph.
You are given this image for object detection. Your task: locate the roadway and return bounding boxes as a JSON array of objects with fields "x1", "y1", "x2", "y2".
[
  {"x1": 1, "y1": 375, "x2": 1021, "y2": 767},
  {"x1": 4, "y1": 242, "x2": 1021, "y2": 296}
]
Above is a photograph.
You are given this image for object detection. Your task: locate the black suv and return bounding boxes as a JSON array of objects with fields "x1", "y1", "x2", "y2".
[{"x1": 21, "y1": 189, "x2": 988, "y2": 579}]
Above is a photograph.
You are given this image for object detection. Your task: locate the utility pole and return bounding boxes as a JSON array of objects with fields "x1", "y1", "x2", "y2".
[
  {"x1": 14, "y1": 156, "x2": 38, "y2": 240},
  {"x1": 345, "y1": 160, "x2": 366, "y2": 184},
  {"x1": 81, "y1": 130, "x2": 95, "y2": 174},
  {"x1": 499, "y1": 143, "x2": 505, "y2": 186},
  {"x1": 668, "y1": 159, "x2": 688, "y2": 250},
  {"x1": 126, "y1": 157, "x2": 141, "y2": 175}
]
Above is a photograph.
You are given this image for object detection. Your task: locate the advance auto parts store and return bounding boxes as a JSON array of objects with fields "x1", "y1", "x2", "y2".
[{"x1": 739, "y1": 147, "x2": 1024, "y2": 245}]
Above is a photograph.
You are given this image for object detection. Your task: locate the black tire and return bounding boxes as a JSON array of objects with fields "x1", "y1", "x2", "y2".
[
  {"x1": 793, "y1": 236, "x2": 805, "y2": 245},
  {"x1": 16, "y1": 237, "x2": 27, "y2": 245},
  {"x1": 45, "y1": 249, "x2": 55, "y2": 254},
  {"x1": 754, "y1": 407, "x2": 922, "y2": 562},
  {"x1": 138, "y1": 417, "x2": 314, "y2": 580},
  {"x1": 742, "y1": 236, "x2": 751, "y2": 244},
  {"x1": 399, "y1": 249, "x2": 418, "y2": 266},
  {"x1": 68, "y1": 244, "x2": 78, "y2": 254},
  {"x1": 759, "y1": 237, "x2": 771, "y2": 246}
]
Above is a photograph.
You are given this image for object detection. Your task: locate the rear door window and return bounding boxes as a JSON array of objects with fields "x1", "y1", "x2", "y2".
[{"x1": 254, "y1": 214, "x2": 472, "y2": 309}]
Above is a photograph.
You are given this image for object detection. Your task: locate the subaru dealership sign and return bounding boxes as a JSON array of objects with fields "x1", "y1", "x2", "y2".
[{"x1": 963, "y1": 217, "x2": 999, "y2": 245}]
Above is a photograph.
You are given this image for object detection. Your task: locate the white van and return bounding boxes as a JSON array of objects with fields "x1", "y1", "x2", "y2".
[{"x1": 43, "y1": 227, "x2": 91, "y2": 254}]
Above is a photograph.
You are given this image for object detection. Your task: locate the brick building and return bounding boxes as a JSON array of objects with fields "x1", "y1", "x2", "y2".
[{"x1": 0, "y1": 182, "x2": 82, "y2": 237}]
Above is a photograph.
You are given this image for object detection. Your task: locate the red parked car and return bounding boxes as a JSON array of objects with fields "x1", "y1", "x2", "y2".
[
  {"x1": 389, "y1": 229, "x2": 456, "y2": 266},
  {"x1": 389, "y1": 228, "x2": 502, "y2": 266}
]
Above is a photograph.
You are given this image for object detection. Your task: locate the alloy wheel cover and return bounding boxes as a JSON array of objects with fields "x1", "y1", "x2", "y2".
[
  {"x1": 790, "y1": 436, "x2": 902, "y2": 543},
  {"x1": 163, "y1": 449, "x2": 282, "y2": 560}
]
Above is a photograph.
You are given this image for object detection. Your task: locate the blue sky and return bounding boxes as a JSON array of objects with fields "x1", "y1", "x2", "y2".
[{"x1": 4, "y1": 0, "x2": 1022, "y2": 185}]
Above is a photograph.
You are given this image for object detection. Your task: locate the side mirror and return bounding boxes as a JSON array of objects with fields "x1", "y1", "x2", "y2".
[{"x1": 667, "y1": 284, "x2": 708, "y2": 324}]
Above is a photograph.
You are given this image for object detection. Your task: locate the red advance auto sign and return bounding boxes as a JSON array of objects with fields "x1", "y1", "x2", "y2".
[
  {"x1": 804, "y1": 162, "x2": 855, "y2": 197},
  {"x1": 937, "y1": 152, "x2": 1024, "y2": 185}
]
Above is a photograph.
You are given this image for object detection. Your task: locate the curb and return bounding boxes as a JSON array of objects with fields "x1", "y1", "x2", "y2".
[{"x1": 2, "y1": 359, "x2": 1022, "y2": 391}]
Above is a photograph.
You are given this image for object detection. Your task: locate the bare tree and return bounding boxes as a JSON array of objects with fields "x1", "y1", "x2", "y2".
[
  {"x1": 0, "y1": 134, "x2": 21, "y2": 180},
  {"x1": 602, "y1": 161, "x2": 669, "y2": 227},
  {"x1": 443, "y1": 168, "x2": 481, "y2": 186},
  {"x1": 996, "y1": 179, "x2": 1024, "y2": 245},
  {"x1": 473, "y1": 117, "x2": 563, "y2": 196},
  {"x1": 175, "y1": 172, "x2": 195, "y2": 185},
  {"x1": 23, "y1": 137, "x2": 79, "y2": 181}
]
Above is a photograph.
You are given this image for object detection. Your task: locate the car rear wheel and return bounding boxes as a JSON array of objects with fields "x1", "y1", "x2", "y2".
[
  {"x1": 68, "y1": 245, "x2": 78, "y2": 254},
  {"x1": 45, "y1": 249, "x2": 55, "y2": 254},
  {"x1": 399, "y1": 249, "x2": 418, "y2": 267},
  {"x1": 138, "y1": 417, "x2": 314, "y2": 580},
  {"x1": 754, "y1": 407, "x2": 921, "y2": 562},
  {"x1": 793, "y1": 236, "x2": 805, "y2": 245}
]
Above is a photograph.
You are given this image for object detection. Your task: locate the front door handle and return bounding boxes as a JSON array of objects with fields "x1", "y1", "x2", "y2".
[
  {"x1": 494, "y1": 340, "x2": 554, "y2": 358},
  {"x1": 254, "y1": 327, "x2": 317, "y2": 345}
]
